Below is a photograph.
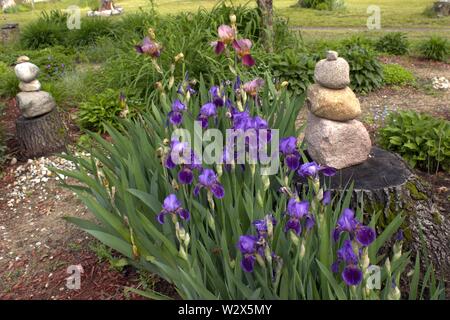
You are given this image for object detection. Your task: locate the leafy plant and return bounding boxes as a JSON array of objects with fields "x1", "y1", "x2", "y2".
[
  {"x1": 66, "y1": 17, "x2": 115, "y2": 47},
  {"x1": 379, "y1": 111, "x2": 450, "y2": 172},
  {"x1": 340, "y1": 44, "x2": 384, "y2": 94},
  {"x1": 270, "y1": 49, "x2": 317, "y2": 95},
  {"x1": 56, "y1": 74, "x2": 444, "y2": 299},
  {"x1": 382, "y1": 64, "x2": 415, "y2": 86},
  {"x1": 0, "y1": 103, "x2": 6, "y2": 168},
  {"x1": 77, "y1": 88, "x2": 145, "y2": 132},
  {"x1": 418, "y1": 36, "x2": 449, "y2": 62},
  {"x1": 0, "y1": 61, "x2": 19, "y2": 97},
  {"x1": 375, "y1": 33, "x2": 409, "y2": 56}
]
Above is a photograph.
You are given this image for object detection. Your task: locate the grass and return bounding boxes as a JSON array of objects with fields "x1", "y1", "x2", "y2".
[{"x1": 2, "y1": 0, "x2": 449, "y2": 32}]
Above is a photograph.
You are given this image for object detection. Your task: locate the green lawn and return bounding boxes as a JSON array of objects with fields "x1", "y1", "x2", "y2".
[{"x1": 1, "y1": 0, "x2": 449, "y2": 38}]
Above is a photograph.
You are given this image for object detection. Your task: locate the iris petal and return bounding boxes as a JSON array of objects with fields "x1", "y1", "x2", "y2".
[{"x1": 342, "y1": 266, "x2": 363, "y2": 286}]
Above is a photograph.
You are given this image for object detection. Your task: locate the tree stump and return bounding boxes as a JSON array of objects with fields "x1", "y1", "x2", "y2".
[
  {"x1": 433, "y1": 1, "x2": 450, "y2": 16},
  {"x1": 16, "y1": 108, "x2": 67, "y2": 158},
  {"x1": 320, "y1": 147, "x2": 450, "y2": 276}
]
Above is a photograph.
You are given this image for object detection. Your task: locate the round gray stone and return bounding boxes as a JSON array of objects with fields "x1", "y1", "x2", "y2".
[
  {"x1": 16, "y1": 91, "x2": 56, "y2": 118},
  {"x1": 314, "y1": 55, "x2": 350, "y2": 89},
  {"x1": 14, "y1": 62, "x2": 39, "y2": 83}
]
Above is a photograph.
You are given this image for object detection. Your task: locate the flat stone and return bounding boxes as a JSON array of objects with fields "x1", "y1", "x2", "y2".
[
  {"x1": 16, "y1": 91, "x2": 56, "y2": 118},
  {"x1": 306, "y1": 84, "x2": 361, "y2": 121},
  {"x1": 304, "y1": 112, "x2": 371, "y2": 169},
  {"x1": 314, "y1": 55, "x2": 350, "y2": 89},
  {"x1": 19, "y1": 80, "x2": 41, "y2": 92},
  {"x1": 14, "y1": 62, "x2": 39, "y2": 83}
]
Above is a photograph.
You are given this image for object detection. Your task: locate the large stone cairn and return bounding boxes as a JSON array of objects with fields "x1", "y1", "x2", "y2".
[
  {"x1": 304, "y1": 51, "x2": 371, "y2": 169},
  {"x1": 14, "y1": 56, "x2": 66, "y2": 158}
]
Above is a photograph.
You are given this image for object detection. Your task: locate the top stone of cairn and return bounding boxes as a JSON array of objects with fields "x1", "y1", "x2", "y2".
[{"x1": 314, "y1": 51, "x2": 350, "y2": 90}]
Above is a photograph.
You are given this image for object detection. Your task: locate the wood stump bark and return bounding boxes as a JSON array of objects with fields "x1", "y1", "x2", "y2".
[
  {"x1": 433, "y1": 1, "x2": 450, "y2": 16},
  {"x1": 16, "y1": 108, "x2": 67, "y2": 158},
  {"x1": 319, "y1": 147, "x2": 449, "y2": 277}
]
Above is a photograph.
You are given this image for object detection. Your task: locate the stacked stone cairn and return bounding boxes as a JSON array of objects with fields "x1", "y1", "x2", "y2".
[
  {"x1": 15, "y1": 56, "x2": 56, "y2": 118},
  {"x1": 304, "y1": 51, "x2": 371, "y2": 170},
  {"x1": 14, "y1": 56, "x2": 66, "y2": 158}
]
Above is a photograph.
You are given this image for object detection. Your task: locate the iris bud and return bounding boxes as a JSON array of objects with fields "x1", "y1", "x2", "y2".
[
  {"x1": 207, "y1": 212, "x2": 216, "y2": 232},
  {"x1": 174, "y1": 52, "x2": 184, "y2": 62},
  {"x1": 163, "y1": 138, "x2": 170, "y2": 145},
  {"x1": 148, "y1": 28, "x2": 156, "y2": 40},
  {"x1": 155, "y1": 81, "x2": 163, "y2": 92},
  {"x1": 256, "y1": 254, "x2": 265, "y2": 268},
  {"x1": 179, "y1": 246, "x2": 188, "y2": 261},
  {"x1": 230, "y1": 260, "x2": 236, "y2": 269},
  {"x1": 250, "y1": 163, "x2": 256, "y2": 177},
  {"x1": 387, "y1": 286, "x2": 401, "y2": 300},
  {"x1": 289, "y1": 230, "x2": 300, "y2": 246},
  {"x1": 385, "y1": 258, "x2": 391, "y2": 276},
  {"x1": 262, "y1": 175, "x2": 270, "y2": 191},
  {"x1": 186, "y1": 90, "x2": 191, "y2": 102},
  {"x1": 264, "y1": 246, "x2": 272, "y2": 265},
  {"x1": 281, "y1": 81, "x2": 289, "y2": 88},
  {"x1": 184, "y1": 232, "x2": 190, "y2": 248},
  {"x1": 299, "y1": 241, "x2": 306, "y2": 259},
  {"x1": 216, "y1": 163, "x2": 223, "y2": 178},
  {"x1": 230, "y1": 14, "x2": 237, "y2": 24},
  {"x1": 361, "y1": 248, "x2": 370, "y2": 271},
  {"x1": 171, "y1": 179, "x2": 180, "y2": 191},
  {"x1": 266, "y1": 216, "x2": 274, "y2": 239},
  {"x1": 257, "y1": 191, "x2": 264, "y2": 208},
  {"x1": 393, "y1": 242, "x2": 402, "y2": 262},
  {"x1": 168, "y1": 76, "x2": 174, "y2": 89},
  {"x1": 175, "y1": 222, "x2": 186, "y2": 242},
  {"x1": 316, "y1": 188, "x2": 324, "y2": 202}
]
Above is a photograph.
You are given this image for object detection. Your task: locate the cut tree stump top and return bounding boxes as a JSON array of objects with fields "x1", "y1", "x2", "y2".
[{"x1": 324, "y1": 147, "x2": 413, "y2": 190}]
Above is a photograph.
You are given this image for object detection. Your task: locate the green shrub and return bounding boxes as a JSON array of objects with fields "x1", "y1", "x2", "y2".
[
  {"x1": 77, "y1": 88, "x2": 145, "y2": 132},
  {"x1": 297, "y1": 0, "x2": 345, "y2": 10},
  {"x1": 340, "y1": 44, "x2": 384, "y2": 93},
  {"x1": 418, "y1": 36, "x2": 449, "y2": 62},
  {"x1": 66, "y1": 17, "x2": 115, "y2": 47},
  {"x1": 21, "y1": 10, "x2": 69, "y2": 49},
  {"x1": 379, "y1": 111, "x2": 450, "y2": 172},
  {"x1": 0, "y1": 62, "x2": 19, "y2": 97},
  {"x1": 382, "y1": 64, "x2": 415, "y2": 86},
  {"x1": 375, "y1": 33, "x2": 409, "y2": 56},
  {"x1": 270, "y1": 49, "x2": 317, "y2": 95}
]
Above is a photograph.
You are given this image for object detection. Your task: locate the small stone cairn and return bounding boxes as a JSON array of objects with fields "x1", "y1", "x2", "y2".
[
  {"x1": 14, "y1": 56, "x2": 67, "y2": 158},
  {"x1": 304, "y1": 51, "x2": 371, "y2": 169}
]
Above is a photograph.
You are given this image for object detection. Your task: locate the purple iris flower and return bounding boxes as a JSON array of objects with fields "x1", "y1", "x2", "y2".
[
  {"x1": 284, "y1": 198, "x2": 314, "y2": 235},
  {"x1": 323, "y1": 190, "x2": 332, "y2": 205},
  {"x1": 165, "y1": 140, "x2": 201, "y2": 184},
  {"x1": 167, "y1": 99, "x2": 186, "y2": 126},
  {"x1": 157, "y1": 194, "x2": 190, "y2": 224},
  {"x1": 395, "y1": 230, "x2": 404, "y2": 241},
  {"x1": 333, "y1": 208, "x2": 376, "y2": 247},
  {"x1": 237, "y1": 235, "x2": 258, "y2": 272},
  {"x1": 209, "y1": 86, "x2": 224, "y2": 107},
  {"x1": 197, "y1": 103, "x2": 217, "y2": 128},
  {"x1": 252, "y1": 215, "x2": 277, "y2": 239},
  {"x1": 331, "y1": 240, "x2": 363, "y2": 286},
  {"x1": 232, "y1": 39, "x2": 255, "y2": 67},
  {"x1": 297, "y1": 161, "x2": 336, "y2": 179},
  {"x1": 135, "y1": 36, "x2": 162, "y2": 58},
  {"x1": 280, "y1": 136, "x2": 301, "y2": 170},
  {"x1": 194, "y1": 168, "x2": 225, "y2": 199}
]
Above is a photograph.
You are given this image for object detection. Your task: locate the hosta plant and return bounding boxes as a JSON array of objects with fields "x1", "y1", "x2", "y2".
[{"x1": 56, "y1": 20, "x2": 444, "y2": 300}]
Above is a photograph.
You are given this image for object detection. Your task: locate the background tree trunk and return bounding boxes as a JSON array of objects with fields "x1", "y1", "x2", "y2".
[{"x1": 257, "y1": 0, "x2": 274, "y2": 53}]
